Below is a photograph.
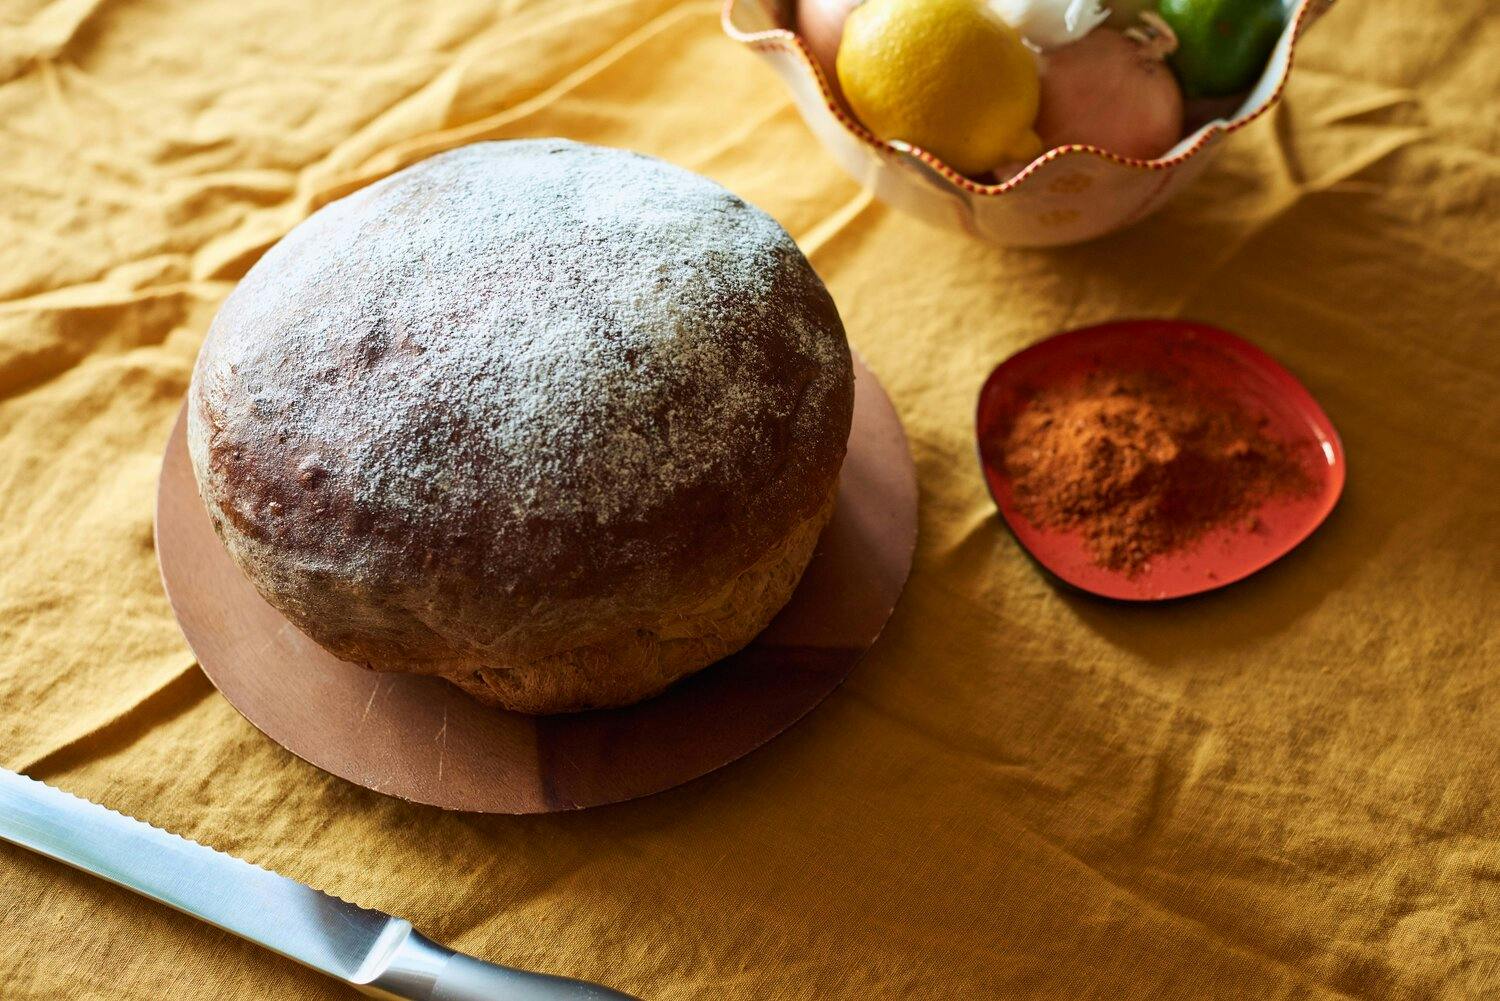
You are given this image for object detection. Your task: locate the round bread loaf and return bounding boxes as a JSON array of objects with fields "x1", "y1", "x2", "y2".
[{"x1": 187, "y1": 140, "x2": 854, "y2": 714}]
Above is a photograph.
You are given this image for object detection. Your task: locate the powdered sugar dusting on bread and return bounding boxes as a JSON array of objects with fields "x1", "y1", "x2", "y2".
[{"x1": 195, "y1": 140, "x2": 847, "y2": 535}]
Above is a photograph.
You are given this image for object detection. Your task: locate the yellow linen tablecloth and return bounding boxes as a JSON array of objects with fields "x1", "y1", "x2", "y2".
[{"x1": 2, "y1": 1, "x2": 1497, "y2": 997}]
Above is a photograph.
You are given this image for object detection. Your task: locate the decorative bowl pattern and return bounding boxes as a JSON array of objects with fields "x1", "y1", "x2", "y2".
[{"x1": 723, "y1": 0, "x2": 1335, "y2": 246}]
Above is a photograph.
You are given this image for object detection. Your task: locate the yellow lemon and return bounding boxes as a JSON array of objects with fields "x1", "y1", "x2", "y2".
[{"x1": 837, "y1": 0, "x2": 1043, "y2": 177}]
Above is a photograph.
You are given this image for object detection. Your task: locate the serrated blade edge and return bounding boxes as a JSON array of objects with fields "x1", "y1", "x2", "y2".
[{"x1": 0, "y1": 767, "x2": 403, "y2": 984}]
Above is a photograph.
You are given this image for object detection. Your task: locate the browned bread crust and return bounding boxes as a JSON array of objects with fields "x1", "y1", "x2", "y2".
[{"x1": 187, "y1": 140, "x2": 853, "y2": 713}]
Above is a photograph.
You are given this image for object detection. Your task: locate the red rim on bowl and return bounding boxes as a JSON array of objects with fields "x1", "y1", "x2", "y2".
[{"x1": 976, "y1": 319, "x2": 1345, "y2": 601}]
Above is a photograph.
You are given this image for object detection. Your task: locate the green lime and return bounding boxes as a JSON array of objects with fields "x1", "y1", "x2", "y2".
[{"x1": 1159, "y1": 0, "x2": 1287, "y2": 98}]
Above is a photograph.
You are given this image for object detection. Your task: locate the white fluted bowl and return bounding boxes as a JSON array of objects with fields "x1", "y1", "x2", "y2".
[{"x1": 724, "y1": 0, "x2": 1334, "y2": 246}]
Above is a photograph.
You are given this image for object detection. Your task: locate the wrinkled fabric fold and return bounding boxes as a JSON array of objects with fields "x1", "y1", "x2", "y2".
[{"x1": 0, "y1": 0, "x2": 1497, "y2": 998}]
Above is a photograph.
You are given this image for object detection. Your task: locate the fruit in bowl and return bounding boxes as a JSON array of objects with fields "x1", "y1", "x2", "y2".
[
  {"x1": 794, "y1": 0, "x2": 1288, "y2": 179},
  {"x1": 837, "y1": 0, "x2": 1042, "y2": 176},
  {"x1": 1159, "y1": 0, "x2": 1288, "y2": 97},
  {"x1": 723, "y1": 0, "x2": 1331, "y2": 245}
]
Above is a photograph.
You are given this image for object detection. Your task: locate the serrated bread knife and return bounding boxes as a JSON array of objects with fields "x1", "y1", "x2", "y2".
[{"x1": 0, "y1": 768, "x2": 637, "y2": 999}]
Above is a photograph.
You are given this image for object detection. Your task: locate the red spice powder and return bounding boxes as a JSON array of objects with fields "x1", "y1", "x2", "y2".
[{"x1": 993, "y1": 371, "x2": 1314, "y2": 575}]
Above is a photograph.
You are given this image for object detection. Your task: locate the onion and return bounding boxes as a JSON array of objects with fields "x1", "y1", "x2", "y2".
[
  {"x1": 797, "y1": 0, "x2": 861, "y2": 98},
  {"x1": 1104, "y1": 0, "x2": 1158, "y2": 29},
  {"x1": 989, "y1": 0, "x2": 1109, "y2": 50},
  {"x1": 1035, "y1": 17, "x2": 1184, "y2": 159}
]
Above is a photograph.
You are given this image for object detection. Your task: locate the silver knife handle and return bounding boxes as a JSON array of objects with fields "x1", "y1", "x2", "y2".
[
  {"x1": 361, "y1": 929, "x2": 639, "y2": 1001},
  {"x1": 431, "y1": 952, "x2": 639, "y2": 1001}
]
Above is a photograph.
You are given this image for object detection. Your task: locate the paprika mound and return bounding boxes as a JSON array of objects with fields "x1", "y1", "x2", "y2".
[{"x1": 992, "y1": 371, "x2": 1314, "y2": 575}]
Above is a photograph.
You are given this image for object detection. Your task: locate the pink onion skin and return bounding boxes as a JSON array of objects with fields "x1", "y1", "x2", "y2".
[
  {"x1": 797, "y1": 0, "x2": 860, "y2": 100},
  {"x1": 1036, "y1": 27, "x2": 1184, "y2": 160}
]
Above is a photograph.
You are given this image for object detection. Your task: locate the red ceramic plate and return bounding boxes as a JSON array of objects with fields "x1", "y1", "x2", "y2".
[{"x1": 976, "y1": 319, "x2": 1345, "y2": 601}]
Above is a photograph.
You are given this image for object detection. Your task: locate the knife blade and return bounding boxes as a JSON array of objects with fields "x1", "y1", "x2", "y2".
[{"x1": 0, "y1": 768, "x2": 637, "y2": 1000}]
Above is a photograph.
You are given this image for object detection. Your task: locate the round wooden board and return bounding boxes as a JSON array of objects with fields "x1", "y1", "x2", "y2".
[{"x1": 155, "y1": 357, "x2": 917, "y2": 813}]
